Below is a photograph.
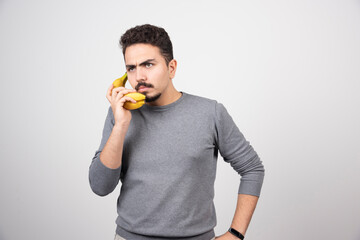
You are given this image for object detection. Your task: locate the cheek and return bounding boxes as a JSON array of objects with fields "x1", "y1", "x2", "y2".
[
  {"x1": 150, "y1": 66, "x2": 164, "y2": 78},
  {"x1": 127, "y1": 76, "x2": 138, "y2": 89},
  {"x1": 151, "y1": 66, "x2": 168, "y2": 82},
  {"x1": 126, "y1": 77, "x2": 134, "y2": 87}
]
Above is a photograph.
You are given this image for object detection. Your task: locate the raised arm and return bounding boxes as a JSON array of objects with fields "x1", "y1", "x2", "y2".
[{"x1": 88, "y1": 84, "x2": 137, "y2": 196}]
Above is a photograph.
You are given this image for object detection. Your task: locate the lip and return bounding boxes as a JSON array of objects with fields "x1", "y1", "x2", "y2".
[{"x1": 138, "y1": 86, "x2": 150, "y2": 92}]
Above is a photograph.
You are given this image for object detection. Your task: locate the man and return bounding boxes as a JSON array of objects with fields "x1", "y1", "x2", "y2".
[{"x1": 89, "y1": 24, "x2": 265, "y2": 240}]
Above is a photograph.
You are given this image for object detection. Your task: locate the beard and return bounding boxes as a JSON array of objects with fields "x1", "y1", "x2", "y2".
[
  {"x1": 135, "y1": 82, "x2": 161, "y2": 102},
  {"x1": 145, "y1": 92, "x2": 161, "y2": 102}
]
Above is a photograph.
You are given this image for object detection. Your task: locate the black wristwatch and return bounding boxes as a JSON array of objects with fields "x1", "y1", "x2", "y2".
[{"x1": 228, "y1": 227, "x2": 245, "y2": 240}]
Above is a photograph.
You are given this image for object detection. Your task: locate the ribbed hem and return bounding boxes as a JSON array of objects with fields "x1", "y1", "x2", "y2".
[{"x1": 116, "y1": 225, "x2": 215, "y2": 240}]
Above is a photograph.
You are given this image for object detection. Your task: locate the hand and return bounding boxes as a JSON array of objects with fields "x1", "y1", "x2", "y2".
[
  {"x1": 106, "y1": 84, "x2": 137, "y2": 127},
  {"x1": 215, "y1": 231, "x2": 239, "y2": 240}
]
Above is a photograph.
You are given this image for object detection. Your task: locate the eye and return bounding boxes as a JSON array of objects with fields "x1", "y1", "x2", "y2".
[
  {"x1": 145, "y1": 63, "x2": 153, "y2": 68},
  {"x1": 127, "y1": 67, "x2": 135, "y2": 72}
]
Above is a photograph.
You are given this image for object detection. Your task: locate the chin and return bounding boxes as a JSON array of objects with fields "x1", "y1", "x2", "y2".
[{"x1": 145, "y1": 92, "x2": 161, "y2": 102}]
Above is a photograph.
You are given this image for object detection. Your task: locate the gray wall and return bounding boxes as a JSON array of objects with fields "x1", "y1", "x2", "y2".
[{"x1": 1, "y1": 0, "x2": 359, "y2": 239}]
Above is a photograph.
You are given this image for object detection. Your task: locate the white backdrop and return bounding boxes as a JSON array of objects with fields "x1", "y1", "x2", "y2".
[{"x1": 1, "y1": 0, "x2": 359, "y2": 240}]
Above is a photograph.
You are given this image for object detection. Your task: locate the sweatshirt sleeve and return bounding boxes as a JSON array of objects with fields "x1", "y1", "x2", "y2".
[
  {"x1": 214, "y1": 103, "x2": 265, "y2": 196},
  {"x1": 89, "y1": 107, "x2": 122, "y2": 196}
]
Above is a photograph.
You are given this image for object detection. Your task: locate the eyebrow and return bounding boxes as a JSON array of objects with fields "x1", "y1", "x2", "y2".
[{"x1": 126, "y1": 58, "x2": 156, "y2": 69}]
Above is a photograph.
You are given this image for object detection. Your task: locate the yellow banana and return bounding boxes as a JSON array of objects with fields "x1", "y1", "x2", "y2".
[
  {"x1": 123, "y1": 92, "x2": 146, "y2": 110},
  {"x1": 112, "y1": 72, "x2": 128, "y2": 88},
  {"x1": 112, "y1": 72, "x2": 146, "y2": 110}
]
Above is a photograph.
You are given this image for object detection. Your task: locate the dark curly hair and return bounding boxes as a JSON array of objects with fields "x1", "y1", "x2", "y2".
[{"x1": 119, "y1": 24, "x2": 174, "y2": 66}]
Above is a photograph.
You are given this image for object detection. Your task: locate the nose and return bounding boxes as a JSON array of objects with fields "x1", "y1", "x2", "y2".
[{"x1": 135, "y1": 67, "x2": 146, "y2": 83}]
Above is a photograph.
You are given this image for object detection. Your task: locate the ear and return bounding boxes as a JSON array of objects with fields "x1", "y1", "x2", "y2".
[{"x1": 168, "y1": 59, "x2": 177, "y2": 79}]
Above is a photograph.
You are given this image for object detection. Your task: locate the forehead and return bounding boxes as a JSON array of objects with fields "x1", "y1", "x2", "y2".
[{"x1": 124, "y1": 43, "x2": 163, "y2": 64}]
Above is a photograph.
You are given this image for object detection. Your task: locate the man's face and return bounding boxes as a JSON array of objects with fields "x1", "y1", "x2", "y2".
[{"x1": 124, "y1": 43, "x2": 176, "y2": 103}]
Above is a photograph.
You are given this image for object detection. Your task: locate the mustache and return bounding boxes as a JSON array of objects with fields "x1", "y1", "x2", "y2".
[{"x1": 135, "y1": 82, "x2": 154, "y2": 91}]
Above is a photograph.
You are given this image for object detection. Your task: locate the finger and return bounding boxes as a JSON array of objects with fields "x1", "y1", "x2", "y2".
[
  {"x1": 108, "y1": 84, "x2": 114, "y2": 93},
  {"x1": 111, "y1": 86, "x2": 127, "y2": 100},
  {"x1": 124, "y1": 96, "x2": 137, "y2": 103},
  {"x1": 111, "y1": 86, "x2": 125, "y2": 95},
  {"x1": 115, "y1": 89, "x2": 137, "y2": 102},
  {"x1": 113, "y1": 86, "x2": 126, "y2": 91},
  {"x1": 119, "y1": 96, "x2": 137, "y2": 106},
  {"x1": 117, "y1": 88, "x2": 136, "y2": 94},
  {"x1": 106, "y1": 84, "x2": 114, "y2": 102}
]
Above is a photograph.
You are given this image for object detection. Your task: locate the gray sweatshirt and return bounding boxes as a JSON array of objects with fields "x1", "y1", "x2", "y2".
[{"x1": 89, "y1": 92, "x2": 265, "y2": 240}]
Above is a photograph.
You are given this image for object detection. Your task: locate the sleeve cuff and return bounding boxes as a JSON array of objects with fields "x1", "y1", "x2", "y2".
[
  {"x1": 89, "y1": 155, "x2": 122, "y2": 196},
  {"x1": 238, "y1": 172, "x2": 265, "y2": 197}
]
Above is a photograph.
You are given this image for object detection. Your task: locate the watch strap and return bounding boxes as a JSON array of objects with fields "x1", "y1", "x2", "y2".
[{"x1": 228, "y1": 227, "x2": 245, "y2": 240}]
